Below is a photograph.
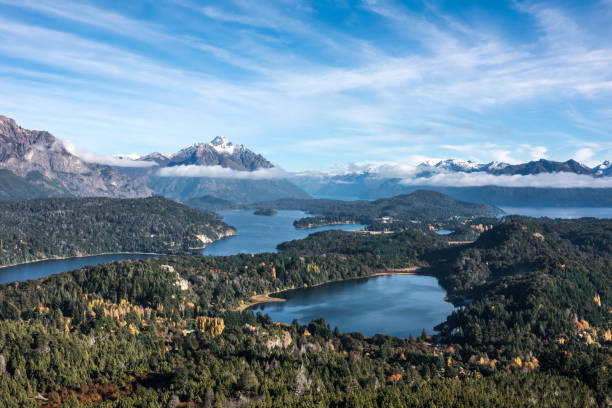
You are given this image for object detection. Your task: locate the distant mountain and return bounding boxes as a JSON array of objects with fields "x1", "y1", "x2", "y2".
[
  {"x1": 293, "y1": 158, "x2": 612, "y2": 207},
  {"x1": 487, "y1": 159, "x2": 592, "y2": 176},
  {"x1": 248, "y1": 190, "x2": 503, "y2": 221},
  {"x1": 593, "y1": 160, "x2": 611, "y2": 177},
  {"x1": 184, "y1": 195, "x2": 239, "y2": 210},
  {"x1": 0, "y1": 115, "x2": 151, "y2": 200},
  {"x1": 119, "y1": 137, "x2": 310, "y2": 204},
  {"x1": 414, "y1": 158, "x2": 606, "y2": 177}
]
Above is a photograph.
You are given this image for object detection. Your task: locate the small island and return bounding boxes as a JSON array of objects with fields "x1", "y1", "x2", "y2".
[{"x1": 254, "y1": 208, "x2": 278, "y2": 216}]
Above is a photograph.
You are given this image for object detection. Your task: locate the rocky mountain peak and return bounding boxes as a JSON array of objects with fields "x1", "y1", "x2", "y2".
[
  {"x1": 0, "y1": 115, "x2": 150, "y2": 198},
  {"x1": 211, "y1": 136, "x2": 230, "y2": 146}
]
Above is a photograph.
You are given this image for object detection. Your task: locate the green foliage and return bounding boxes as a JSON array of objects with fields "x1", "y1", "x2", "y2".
[
  {"x1": 0, "y1": 217, "x2": 609, "y2": 406},
  {"x1": 0, "y1": 196, "x2": 234, "y2": 266}
]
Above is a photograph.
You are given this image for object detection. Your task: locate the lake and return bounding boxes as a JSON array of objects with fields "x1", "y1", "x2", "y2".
[
  {"x1": 0, "y1": 253, "x2": 160, "y2": 285},
  {"x1": 251, "y1": 274, "x2": 455, "y2": 337},
  {"x1": 202, "y1": 210, "x2": 365, "y2": 255},
  {"x1": 0, "y1": 210, "x2": 364, "y2": 284}
]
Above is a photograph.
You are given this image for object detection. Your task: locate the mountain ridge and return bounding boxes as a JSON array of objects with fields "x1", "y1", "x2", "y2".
[{"x1": 0, "y1": 115, "x2": 151, "y2": 199}]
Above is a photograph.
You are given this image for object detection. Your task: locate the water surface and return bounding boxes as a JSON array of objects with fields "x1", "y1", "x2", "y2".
[
  {"x1": 251, "y1": 275, "x2": 454, "y2": 337},
  {"x1": 0, "y1": 210, "x2": 364, "y2": 283},
  {"x1": 202, "y1": 210, "x2": 365, "y2": 255},
  {"x1": 0, "y1": 253, "x2": 160, "y2": 285}
]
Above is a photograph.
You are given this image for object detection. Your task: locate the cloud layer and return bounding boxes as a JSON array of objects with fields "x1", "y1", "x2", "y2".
[
  {"x1": 62, "y1": 140, "x2": 157, "y2": 168},
  {"x1": 157, "y1": 165, "x2": 289, "y2": 179},
  {"x1": 0, "y1": 0, "x2": 610, "y2": 169},
  {"x1": 400, "y1": 172, "x2": 612, "y2": 188}
]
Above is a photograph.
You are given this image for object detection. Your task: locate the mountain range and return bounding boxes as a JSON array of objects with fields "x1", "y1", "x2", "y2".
[
  {"x1": 293, "y1": 158, "x2": 612, "y2": 207},
  {"x1": 0, "y1": 115, "x2": 610, "y2": 207},
  {"x1": 415, "y1": 158, "x2": 610, "y2": 177},
  {"x1": 115, "y1": 136, "x2": 309, "y2": 203},
  {"x1": 0, "y1": 115, "x2": 150, "y2": 200},
  {"x1": 0, "y1": 116, "x2": 308, "y2": 203}
]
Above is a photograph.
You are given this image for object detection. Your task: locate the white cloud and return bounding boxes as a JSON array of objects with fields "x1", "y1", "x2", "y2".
[
  {"x1": 574, "y1": 147, "x2": 594, "y2": 162},
  {"x1": 156, "y1": 165, "x2": 290, "y2": 179},
  {"x1": 400, "y1": 172, "x2": 612, "y2": 188},
  {"x1": 491, "y1": 150, "x2": 516, "y2": 163},
  {"x1": 0, "y1": 0, "x2": 611, "y2": 170},
  {"x1": 527, "y1": 145, "x2": 547, "y2": 160},
  {"x1": 62, "y1": 140, "x2": 157, "y2": 168}
]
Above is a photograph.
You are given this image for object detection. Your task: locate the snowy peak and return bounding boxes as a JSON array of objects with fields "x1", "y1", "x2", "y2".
[
  {"x1": 434, "y1": 159, "x2": 486, "y2": 172},
  {"x1": 593, "y1": 160, "x2": 612, "y2": 176},
  {"x1": 211, "y1": 136, "x2": 229, "y2": 147},
  {"x1": 482, "y1": 161, "x2": 510, "y2": 171},
  {"x1": 210, "y1": 136, "x2": 236, "y2": 154}
]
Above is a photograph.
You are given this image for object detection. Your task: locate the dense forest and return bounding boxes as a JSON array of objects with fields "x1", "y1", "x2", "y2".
[
  {"x1": 0, "y1": 197, "x2": 235, "y2": 266},
  {"x1": 185, "y1": 190, "x2": 503, "y2": 225},
  {"x1": 0, "y1": 217, "x2": 609, "y2": 406}
]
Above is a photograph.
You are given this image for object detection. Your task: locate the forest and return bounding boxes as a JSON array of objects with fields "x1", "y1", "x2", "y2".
[
  {"x1": 0, "y1": 197, "x2": 234, "y2": 266},
  {"x1": 184, "y1": 190, "x2": 503, "y2": 225},
  {"x1": 0, "y1": 217, "x2": 609, "y2": 406}
]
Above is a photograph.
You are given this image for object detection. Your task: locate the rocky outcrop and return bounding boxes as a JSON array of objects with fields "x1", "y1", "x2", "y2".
[{"x1": 0, "y1": 115, "x2": 151, "y2": 199}]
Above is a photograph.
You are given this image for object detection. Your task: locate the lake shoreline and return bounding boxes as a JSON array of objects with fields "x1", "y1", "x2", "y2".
[
  {"x1": 235, "y1": 266, "x2": 426, "y2": 312},
  {"x1": 0, "y1": 252, "x2": 168, "y2": 270}
]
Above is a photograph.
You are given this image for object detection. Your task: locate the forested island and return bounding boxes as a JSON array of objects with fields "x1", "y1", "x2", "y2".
[
  {"x1": 185, "y1": 190, "x2": 504, "y2": 231},
  {"x1": 0, "y1": 197, "x2": 235, "y2": 267},
  {"x1": 253, "y1": 208, "x2": 278, "y2": 216},
  {"x1": 0, "y1": 217, "x2": 609, "y2": 406}
]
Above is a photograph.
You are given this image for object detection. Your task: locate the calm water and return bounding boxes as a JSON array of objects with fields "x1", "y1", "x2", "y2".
[
  {"x1": 501, "y1": 207, "x2": 612, "y2": 219},
  {"x1": 252, "y1": 275, "x2": 454, "y2": 337},
  {"x1": 202, "y1": 210, "x2": 365, "y2": 255},
  {"x1": 0, "y1": 253, "x2": 160, "y2": 285},
  {"x1": 0, "y1": 210, "x2": 364, "y2": 284},
  {"x1": 434, "y1": 230, "x2": 453, "y2": 235}
]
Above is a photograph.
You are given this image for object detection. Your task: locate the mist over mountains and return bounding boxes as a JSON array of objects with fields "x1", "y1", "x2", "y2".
[{"x1": 0, "y1": 115, "x2": 610, "y2": 206}]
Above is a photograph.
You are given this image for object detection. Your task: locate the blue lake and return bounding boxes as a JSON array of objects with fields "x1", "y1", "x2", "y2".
[
  {"x1": 0, "y1": 253, "x2": 160, "y2": 285},
  {"x1": 202, "y1": 210, "x2": 365, "y2": 255},
  {"x1": 0, "y1": 210, "x2": 364, "y2": 284},
  {"x1": 251, "y1": 274, "x2": 455, "y2": 337}
]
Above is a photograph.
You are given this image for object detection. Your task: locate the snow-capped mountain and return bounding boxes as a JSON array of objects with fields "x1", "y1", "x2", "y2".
[
  {"x1": 433, "y1": 159, "x2": 487, "y2": 172},
  {"x1": 124, "y1": 136, "x2": 273, "y2": 172},
  {"x1": 593, "y1": 160, "x2": 611, "y2": 177},
  {"x1": 413, "y1": 158, "x2": 603, "y2": 177},
  {"x1": 291, "y1": 157, "x2": 612, "y2": 206},
  {"x1": 114, "y1": 136, "x2": 308, "y2": 204}
]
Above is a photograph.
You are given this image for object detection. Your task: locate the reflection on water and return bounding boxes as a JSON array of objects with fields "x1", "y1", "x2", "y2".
[
  {"x1": 1, "y1": 210, "x2": 364, "y2": 284},
  {"x1": 202, "y1": 210, "x2": 365, "y2": 256},
  {"x1": 251, "y1": 275, "x2": 454, "y2": 338},
  {"x1": 0, "y1": 253, "x2": 160, "y2": 284}
]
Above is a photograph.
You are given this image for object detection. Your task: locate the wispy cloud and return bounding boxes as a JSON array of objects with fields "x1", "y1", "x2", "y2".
[
  {"x1": 157, "y1": 165, "x2": 290, "y2": 179},
  {"x1": 400, "y1": 172, "x2": 612, "y2": 188},
  {"x1": 62, "y1": 141, "x2": 157, "y2": 168},
  {"x1": 0, "y1": 0, "x2": 610, "y2": 170}
]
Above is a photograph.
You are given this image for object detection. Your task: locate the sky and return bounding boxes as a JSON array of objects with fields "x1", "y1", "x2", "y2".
[{"x1": 0, "y1": 0, "x2": 611, "y2": 172}]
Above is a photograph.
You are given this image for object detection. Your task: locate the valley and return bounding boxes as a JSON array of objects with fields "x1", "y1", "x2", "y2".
[{"x1": 0, "y1": 215, "x2": 609, "y2": 407}]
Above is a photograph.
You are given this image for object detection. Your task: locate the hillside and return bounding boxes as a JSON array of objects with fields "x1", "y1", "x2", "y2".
[
  {"x1": 0, "y1": 116, "x2": 150, "y2": 199},
  {"x1": 248, "y1": 190, "x2": 502, "y2": 226},
  {"x1": 150, "y1": 175, "x2": 310, "y2": 204},
  {"x1": 0, "y1": 217, "x2": 608, "y2": 406},
  {"x1": 0, "y1": 169, "x2": 72, "y2": 201},
  {"x1": 0, "y1": 197, "x2": 235, "y2": 266}
]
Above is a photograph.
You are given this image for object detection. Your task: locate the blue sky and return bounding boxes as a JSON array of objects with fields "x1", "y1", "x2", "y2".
[{"x1": 0, "y1": 0, "x2": 611, "y2": 171}]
